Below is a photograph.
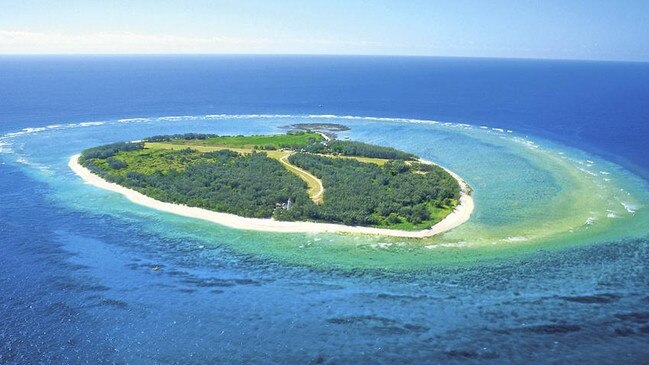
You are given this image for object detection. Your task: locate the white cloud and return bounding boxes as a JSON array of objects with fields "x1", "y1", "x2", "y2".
[{"x1": 0, "y1": 30, "x2": 380, "y2": 54}]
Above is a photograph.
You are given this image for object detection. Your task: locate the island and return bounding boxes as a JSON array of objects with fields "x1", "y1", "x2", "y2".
[
  {"x1": 282, "y1": 123, "x2": 350, "y2": 132},
  {"x1": 69, "y1": 131, "x2": 473, "y2": 238},
  {"x1": 280, "y1": 122, "x2": 350, "y2": 139}
]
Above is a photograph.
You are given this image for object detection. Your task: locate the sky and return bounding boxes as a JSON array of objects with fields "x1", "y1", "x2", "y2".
[{"x1": 1, "y1": 0, "x2": 648, "y2": 61}]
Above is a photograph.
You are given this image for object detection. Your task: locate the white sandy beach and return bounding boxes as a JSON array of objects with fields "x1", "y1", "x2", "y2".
[{"x1": 68, "y1": 154, "x2": 473, "y2": 238}]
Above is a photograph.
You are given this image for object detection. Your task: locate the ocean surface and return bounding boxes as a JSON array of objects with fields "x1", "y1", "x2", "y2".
[{"x1": 1, "y1": 56, "x2": 649, "y2": 364}]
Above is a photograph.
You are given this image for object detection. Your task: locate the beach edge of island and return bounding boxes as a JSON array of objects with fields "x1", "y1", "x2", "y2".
[{"x1": 68, "y1": 154, "x2": 474, "y2": 238}]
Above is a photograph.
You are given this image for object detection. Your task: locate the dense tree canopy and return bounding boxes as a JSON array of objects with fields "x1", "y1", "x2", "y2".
[
  {"x1": 279, "y1": 154, "x2": 459, "y2": 228},
  {"x1": 304, "y1": 140, "x2": 417, "y2": 160},
  {"x1": 84, "y1": 148, "x2": 313, "y2": 218}
]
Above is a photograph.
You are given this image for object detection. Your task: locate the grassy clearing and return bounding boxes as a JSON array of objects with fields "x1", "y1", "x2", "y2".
[
  {"x1": 323, "y1": 154, "x2": 390, "y2": 166},
  {"x1": 145, "y1": 142, "x2": 251, "y2": 154},
  {"x1": 101, "y1": 148, "x2": 206, "y2": 175},
  {"x1": 153, "y1": 132, "x2": 324, "y2": 149}
]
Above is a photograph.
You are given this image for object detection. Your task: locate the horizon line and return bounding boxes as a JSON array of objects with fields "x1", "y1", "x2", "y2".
[{"x1": 0, "y1": 53, "x2": 647, "y2": 64}]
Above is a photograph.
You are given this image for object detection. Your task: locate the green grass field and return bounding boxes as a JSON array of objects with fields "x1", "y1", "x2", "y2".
[
  {"x1": 325, "y1": 154, "x2": 390, "y2": 166},
  {"x1": 155, "y1": 132, "x2": 324, "y2": 149},
  {"x1": 94, "y1": 148, "x2": 206, "y2": 175}
]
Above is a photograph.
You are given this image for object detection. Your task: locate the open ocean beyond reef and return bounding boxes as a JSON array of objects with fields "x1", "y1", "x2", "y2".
[{"x1": 1, "y1": 56, "x2": 649, "y2": 364}]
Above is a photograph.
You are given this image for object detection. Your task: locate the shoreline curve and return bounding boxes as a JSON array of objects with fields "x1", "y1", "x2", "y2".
[{"x1": 68, "y1": 154, "x2": 474, "y2": 238}]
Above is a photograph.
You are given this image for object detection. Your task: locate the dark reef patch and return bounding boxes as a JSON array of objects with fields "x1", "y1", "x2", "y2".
[
  {"x1": 615, "y1": 312, "x2": 649, "y2": 323},
  {"x1": 180, "y1": 278, "x2": 236, "y2": 288},
  {"x1": 444, "y1": 348, "x2": 500, "y2": 360},
  {"x1": 326, "y1": 315, "x2": 429, "y2": 335},
  {"x1": 613, "y1": 327, "x2": 635, "y2": 336},
  {"x1": 521, "y1": 324, "x2": 581, "y2": 334},
  {"x1": 375, "y1": 293, "x2": 430, "y2": 301},
  {"x1": 282, "y1": 123, "x2": 350, "y2": 132},
  {"x1": 560, "y1": 293, "x2": 620, "y2": 304},
  {"x1": 97, "y1": 299, "x2": 129, "y2": 309}
]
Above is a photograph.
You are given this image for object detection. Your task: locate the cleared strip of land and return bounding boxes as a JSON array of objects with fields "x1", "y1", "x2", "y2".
[{"x1": 278, "y1": 154, "x2": 324, "y2": 204}]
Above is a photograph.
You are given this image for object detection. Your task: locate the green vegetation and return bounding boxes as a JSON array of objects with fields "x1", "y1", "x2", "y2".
[
  {"x1": 80, "y1": 141, "x2": 144, "y2": 162},
  {"x1": 79, "y1": 133, "x2": 461, "y2": 230},
  {"x1": 144, "y1": 131, "x2": 324, "y2": 150},
  {"x1": 280, "y1": 154, "x2": 459, "y2": 229},
  {"x1": 145, "y1": 132, "x2": 414, "y2": 160},
  {"x1": 303, "y1": 140, "x2": 417, "y2": 160},
  {"x1": 82, "y1": 146, "x2": 312, "y2": 218},
  {"x1": 143, "y1": 142, "x2": 325, "y2": 204}
]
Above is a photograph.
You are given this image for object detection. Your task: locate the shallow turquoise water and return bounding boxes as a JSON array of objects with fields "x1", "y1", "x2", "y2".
[{"x1": 2, "y1": 115, "x2": 648, "y2": 270}]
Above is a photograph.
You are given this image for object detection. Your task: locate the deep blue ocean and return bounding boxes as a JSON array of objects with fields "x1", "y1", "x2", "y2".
[{"x1": 1, "y1": 56, "x2": 649, "y2": 364}]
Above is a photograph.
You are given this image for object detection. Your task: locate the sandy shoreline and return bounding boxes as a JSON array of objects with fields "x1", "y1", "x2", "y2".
[{"x1": 68, "y1": 154, "x2": 473, "y2": 238}]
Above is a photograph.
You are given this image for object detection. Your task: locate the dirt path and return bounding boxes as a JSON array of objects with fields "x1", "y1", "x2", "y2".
[{"x1": 279, "y1": 153, "x2": 324, "y2": 204}]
